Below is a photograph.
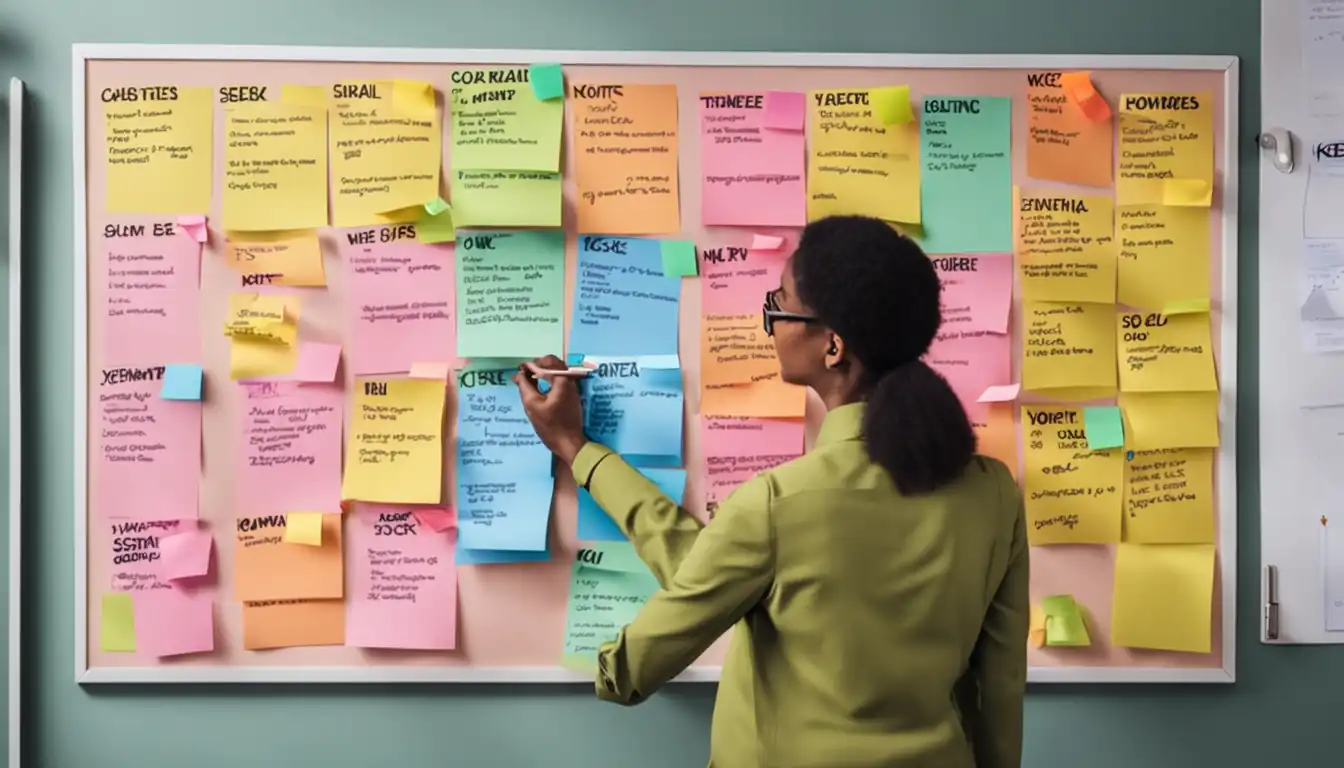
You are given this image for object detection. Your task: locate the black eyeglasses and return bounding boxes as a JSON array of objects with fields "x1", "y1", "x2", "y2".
[{"x1": 762, "y1": 289, "x2": 818, "y2": 336}]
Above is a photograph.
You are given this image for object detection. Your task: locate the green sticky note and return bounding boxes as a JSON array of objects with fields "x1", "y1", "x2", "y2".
[
  {"x1": 100, "y1": 593, "x2": 136, "y2": 652},
  {"x1": 873, "y1": 85, "x2": 913, "y2": 125},
  {"x1": 453, "y1": 82, "x2": 563, "y2": 172},
  {"x1": 450, "y1": 170, "x2": 562, "y2": 228},
  {"x1": 660, "y1": 240, "x2": 698, "y2": 277},
  {"x1": 916, "y1": 96, "x2": 1013, "y2": 254},
  {"x1": 530, "y1": 63, "x2": 565, "y2": 101},
  {"x1": 1083, "y1": 405, "x2": 1124, "y2": 450},
  {"x1": 455, "y1": 230, "x2": 565, "y2": 358},
  {"x1": 562, "y1": 543, "x2": 659, "y2": 667},
  {"x1": 416, "y1": 209, "x2": 455, "y2": 244},
  {"x1": 424, "y1": 196, "x2": 450, "y2": 216},
  {"x1": 1042, "y1": 595, "x2": 1091, "y2": 647}
]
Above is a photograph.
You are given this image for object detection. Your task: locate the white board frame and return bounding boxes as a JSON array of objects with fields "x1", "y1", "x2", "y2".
[
  {"x1": 71, "y1": 44, "x2": 1240, "y2": 685},
  {"x1": 8, "y1": 78, "x2": 21, "y2": 767}
]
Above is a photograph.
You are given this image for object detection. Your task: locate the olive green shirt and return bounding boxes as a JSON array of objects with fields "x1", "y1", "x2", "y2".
[{"x1": 571, "y1": 403, "x2": 1028, "y2": 768}]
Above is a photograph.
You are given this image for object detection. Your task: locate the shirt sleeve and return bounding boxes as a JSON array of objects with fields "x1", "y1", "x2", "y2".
[
  {"x1": 571, "y1": 442, "x2": 706, "y2": 587},
  {"x1": 967, "y1": 468, "x2": 1029, "y2": 768},
  {"x1": 592, "y1": 474, "x2": 775, "y2": 706}
]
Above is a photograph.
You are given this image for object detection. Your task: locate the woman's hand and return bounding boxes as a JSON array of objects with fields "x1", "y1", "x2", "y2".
[{"x1": 513, "y1": 354, "x2": 587, "y2": 465}]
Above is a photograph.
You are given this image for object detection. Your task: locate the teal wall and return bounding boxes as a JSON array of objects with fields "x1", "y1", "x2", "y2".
[{"x1": 5, "y1": 1, "x2": 1326, "y2": 766}]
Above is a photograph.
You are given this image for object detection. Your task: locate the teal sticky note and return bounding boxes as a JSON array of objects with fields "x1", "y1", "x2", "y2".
[
  {"x1": 917, "y1": 95, "x2": 1013, "y2": 254},
  {"x1": 659, "y1": 240, "x2": 698, "y2": 277},
  {"x1": 1083, "y1": 406, "x2": 1124, "y2": 450},
  {"x1": 529, "y1": 63, "x2": 565, "y2": 101},
  {"x1": 160, "y1": 364, "x2": 203, "y2": 401}
]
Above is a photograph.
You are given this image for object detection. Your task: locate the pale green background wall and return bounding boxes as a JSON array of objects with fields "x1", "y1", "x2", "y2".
[{"x1": 2, "y1": 0, "x2": 1325, "y2": 766}]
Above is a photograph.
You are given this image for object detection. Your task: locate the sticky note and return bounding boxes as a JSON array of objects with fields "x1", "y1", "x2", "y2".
[
  {"x1": 237, "y1": 383, "x2": 343, "y2": 516},
  {"x1": 1163, "y1": 298, "x2": 1211, "y2": 315},
  {"x1": 1022, "y1": 405, "x2": 1123, "y2": 545},
  {"x1": 703, "y1": 314, "x2": 778, "y2": 386},
  {"x1": 1016, "y1": 190, "x2": 1117, "y2": 303},
  {"x1": 289, "y1": 342, "x2": 341, "y2": 383},
  {"x1": 750, "y1": 234, "x2": 785, "y2": 251},
  {"x1": 347, "y1": 505, "x2": 458, "y2": 650},
  {"x1": 807, "y1": 88, "x2": 920, "y2": 225},
  {"x1": 1124, "y1": 448, "x2": 1215, "y2": 544},
  {"x1": 413, "y1": 507, "x2": 457, "y2": 532},
  {"x1": 100, "y1": 593, "x2": 136, "y2": 652},
  {"x1": 329, "y1": 79, "x2": 441, "y2": 227},
  {"x1": 105, "y1": 87, "x2": 213, "y2": 214},
  {"x1": 978, "y1": 384, "x2": 1021, "y2": 403},
  {"x1": 1025, "y1": 73, "x2": 1112, "y2": 188},
  {"x1": 1117, "y1": 92, "x2": 1214, "y2": 206},
  {"x1": 225, "y1": 230, "x2": 327, "y2": 287},
  {"x1": 1022, "y1": 302, "x2": 1117, "y2": 392},
  {"x1": 158, "y1": 528, "x2": 213, "y2": 581},
  {"x1": 578, "y1": 468, "x2": 683, "y2": 542},
  {"x1": 1083, "y1": 406, "x2": 1124, "y2": 449},
  {"x1": 529, "y1": 63, "x2": 565, "y2": 101},
  {"x1": 701, "y1": 93, "x2": 807, "y2": 227},
  {"x1": 342, "y1": 378, "x2": 447, "y2": 504},
  {"x1": 1041, "y1": 595, "x2": 1091, "y2": 646},
  {"x1": 222, "y1": 102, "x2": 329, "y2": 231},
  {"x1": 160, "y1": 364, "x2": 203, "y2": 401},
  {"x1": 1111, "y1": 543, "x2": 1216, "y2": 653},
  {"x1": 409, "y1": 361, "x2": 452, "y2": 380},
  {"x1": 176, "y1": 214, "x2": 208, "y2": 243},
  {"x1": 1028, "y1": 605, "x2": 1046, "y2": 649},
  {"x1": 1116, "y1": 311, "x2": 1218, "y2": 393},
  {"x1": 763, "y1": 91, "x2": 805, "y2": 131},
  {"x1": 1161, "y1": 179, "x2": 1213, "y2": 207},
  {"x1": 660, "y1": 240, "x2": 698, "y2": 277},
  {"x1": 1059, "y1": 72, "x2": 1112, "y2": 122},
  {"x1": 873, "y1": 86, "x2": 914, "y2": 125},
  {"x1": 918, "y1": 96, "x2": 1013, "y2": 254},
  {"x1": 95, "y1": 379, "x2": 201, "y2": 522},
  {"x1": 570, "y1": 83, "x2": 680, "y2": 234},
  {"x1": 572, "y1": 237, "x2": 681, "y2": 356},
  {"x1": 285, "y1": 512, "x2": 325, "y2": 546},
  {"x1": 133, "y1": 589, "x2": 215, "y2": 657},
  {"x1": 424, "y1": 196, "x2": 450, "y2": 216},
  {"x1": 456, "y1": 230, "x2": 565, "y2": 358},
  {"x1": 563, "y1": 543, "x2": 659, "y2": 666},
  {"x1": 1117, "y1": 205, "x2": 1210, "y2": 311},
  {"x1": 1118, "y1": 391, "x2": 1220, "y2": 450},
  {"x1": 416, "y1": 208, "x2": 455, "y2": 244},
  {"x1": 242, "y1": 598, "x2": 344, "y2": 650}
]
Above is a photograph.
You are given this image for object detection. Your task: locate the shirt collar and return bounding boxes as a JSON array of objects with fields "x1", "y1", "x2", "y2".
[{"x1": 816, "y1": 403, "x2": 865, "y2": 447}]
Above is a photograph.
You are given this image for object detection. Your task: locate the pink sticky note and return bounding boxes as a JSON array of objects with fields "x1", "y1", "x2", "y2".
[
  {"x1": 978, "y1": 384, "x2": 1022, "y2": 403},
  {"x1": 107, "y1": 519, "x2": 185, "y2": 591},
  {"x1": 237, "y1": 382, "x2": 343, "y2": 516},
  {"x1": 763, "y1": 91, "x2": 805, "y2": 131},
  {"x1": 95, "y1": 378, "x2": 201, "y2": 521},
  {"x1": 409, "y1": 361, "x2": 452, "y2": 380},
  {"x1": 176, "y1": 214, "x2": 208, "y2": 243},
  {"x1": 925, "y1": 330, "x2": 1012, "y2": 424},
  {"x1": 413, "y1": 507, "x2": 457, "y2": 532},
  {"x1": 340, "y1": 234, "x2": 455, "y2": 375},
  {"x1": 750, "y1": 234, "x2": 785, "y2": 251},
  {"x1": 700, "y1": 417, "x2": 805, "y2": 511},
  {"x1": 133, "y1": 589, "x2": 215, "y2": 657},
  {"x1": 346, "y1": 505, "x2": 458, "y2": 650},
  {"x1": 100, "y1": 221, "x2": 202, "y2": 366},
  {"x1": 157, "y1": 528, "x2": 214, "y2": 581},
  {"x1": 288, "y1": 342, "x2": 342, "y2": 383},
  {"x1": 701, "y1": 92, "x2": 806, "y2": 226},
  {"x1": 701, "y1": 236, "x2": 790, "y2": 315},
  {"x1": 933, "y1": 253, "x2": 1014, "y2": 334}
]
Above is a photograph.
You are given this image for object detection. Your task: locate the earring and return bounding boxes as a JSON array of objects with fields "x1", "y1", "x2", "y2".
[{"x1": 827, "y1": 341, "x2": 838, "y2": 355}]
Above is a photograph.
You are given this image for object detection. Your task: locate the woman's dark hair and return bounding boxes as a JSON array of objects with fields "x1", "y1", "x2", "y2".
[{"x1": 791, "y1": 215, "x2": 976, "y2": 494}]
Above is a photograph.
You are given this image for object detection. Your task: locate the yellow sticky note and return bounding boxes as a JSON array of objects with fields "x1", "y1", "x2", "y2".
[
  {"x1": 1163, "y1": 298, "x2": 1211, "y2": 315},
  {"x1": 104, "y1": 86, "x2": 213, "y2": 214},
  {"x1": 328, "y1": 79, "x2": 442, "y2": 227},
  {"x1": 1021, "y1": 405, "x2": 1123, "y2": 545},
  {"x1": 807, "y1": 88, "x2": 920, "y2": 224},
  {"x1": 224, "y1": 293, "x2": 297, "y2": 346},
  {"x1": 1028, "y1": 605, "x2": 1047, "y2": 648},
  {"x1": 1111, "y1": 542, "x2": 1216, "y2": 653},
  {"x1": 1015, "y1": 189, "x2": 1117, "y2": 303},
  {"x1": 1124, "y1": 448, "x2": 1215, "y2": 544},
  {"x1": 341, "y1": 378, "x2": 447, "y2": 503},
  {"x1": 1117, "y1": 311, "x2": 1217, "y2": 392},
  {"x1": 1117, "y1": 205, "x2": 1211, "y2": 311},
  {"x1": 1022, "y1": 302, "x2": 1117, "y2": 392},
  {"x1": 284, "y1": 512, "x2": 325, "y2": 546},
  {"x1": 450, "y1": 76, "x2": 563, "y2": 172},
  {"x1": 1161, "y1": 178, "x2": 1212, "y2": 207},
  {"x1": 100, "y1": 593, "x2": 136, "y2": 652},
  {"x1": 222, "y1": 102, "x2": 329, "y2": 231},
  {"x1": 230, "y1": 335, "x2": 299, "y2": 379},
  {"x1": 1116, "y1": 92, "x2": 1214, "y2": 205},
  {"x1": 1118, "y1": 391, "x2": 1220, "y2": 450},
  {"x1": 449, "y1": 170, "x2": 562, "y2": 228},
  {"x1": 225, "y1": 231, "x2": 327, "y2": 287},
  {"x1": 1041, "y1": 595, "x2": 1091, "y2": 647},
  {"x1": 872, "y1": 85, "x2": 914, "y2": 125}
]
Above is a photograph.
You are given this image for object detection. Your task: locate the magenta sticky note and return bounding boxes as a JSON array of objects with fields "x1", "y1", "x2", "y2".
[
  {"x1": 925, "y1": 330, "x2": 1011, "y2": 425},
  {"x1": 339, "y1": 238, "x2": 455, "y2": 375},
  {"x1": 700, "y1": 417, "x2": 805, "y2": 510},
  {"x1": 95, "y1": 381, "x2": 201, "y2": 521},
  {"x1": 100, "y1": 229, "x2": 202, "y2": 366},
  {"x1": 289, "y1": 342, "x2": 342, "y2": 383},
  {"x1": 133, "y1": 589, "x2": 215, "y2": 657},
  {"x1": 933, "y1": 253, "x2": 1014, "y2": 334},
  {"x1": 237, "y1": 382, "x2": 343, "y2": 516},
  {"x1": 701, "y1": 92, "x2": 806, "y2": 227},
  {"x1": 763, "y1": 91, "x2": 805, "y2": 131},
  {"x1": 413, "y1": 507, "x2": 457, "y2": 532},
  {"x1": 157, "y1": 528, "x2": 214, "y2": 581},
  {"x1": 978, "y1": 384, "x2": 1022, "y2": 403},
  {"x1": 345, "y1": 505, "x2": 458, "y2": 650},
  {"x1": 175, "y1": 214, "x2": 208, "y2": 243}
]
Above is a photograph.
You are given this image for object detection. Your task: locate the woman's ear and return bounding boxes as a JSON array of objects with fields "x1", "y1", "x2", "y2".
[{"x1": 824, "y1": 333, "x2": 846, "y2": 369}]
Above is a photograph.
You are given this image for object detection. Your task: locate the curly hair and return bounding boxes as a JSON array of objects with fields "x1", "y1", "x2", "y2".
[{"x1": 791, "y1": 215, "x2": 976, "y2": 494}]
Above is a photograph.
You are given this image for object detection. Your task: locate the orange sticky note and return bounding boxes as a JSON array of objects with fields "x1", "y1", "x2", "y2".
[
  {"x1": 241, "y1": 599, "x2": 345, "y2": 650},
  {"x1": 701, "y1": 379, "x2": 806, "y2": 418},
  {"x1": 224, "y1": 230, "x2": 327, "y2": 287},
  {"x1": 571, "y1": 84, "x2": 680, "y2": 234},
  {"x1": 701, "y1": 314, "x2": 778, "y2": 386},
  {"x1": 1060, "y1": 72, "x2": 1112, "y2": 122},
  {"x1": 1025, "y1": 71, "x2": 1112, "y2": 187},
  {"x1": 235, "y1": 513, "x2": 343, "y2": 602},
  {"x1": 973, "y1": 404, "x2": 1018, "y2": 478}
]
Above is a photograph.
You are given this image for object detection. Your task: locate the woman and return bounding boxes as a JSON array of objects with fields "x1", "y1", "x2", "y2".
[{"x1": 514, "y1": 215, "x2": 1027, "y2": 768}]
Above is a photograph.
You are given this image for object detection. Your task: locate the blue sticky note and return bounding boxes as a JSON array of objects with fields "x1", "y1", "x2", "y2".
[
  {"x1": 529, "y1": 63, "x2": 565, "y2": 101},
  {"x1": 457, "y1": 361, "x2": 553, "y2": 478},
  {"x1": 1083, "y1": 406, "x2": 1125, "y2": 450},
  {"x1": 579, "y1": 467, "x2": 687, "y2": 542},
  {"x1": 580, "y1": 356, "x2": 684, "y2": 463},
  {"x1": 457, "y1": 547, "x2": 552, "y2": 565},
  {"x1": 457, "y1": 474, "x2": 556, "y2": 551},
  {"x1": 160, "y1": 364, "x2": 203, "y2": 400},
  {"x1": 917, "y1": 96, "x2": 1013, "y2": 254},
  {"x1": 570, "y1": 236, "x2": 681, "y2": 356}
]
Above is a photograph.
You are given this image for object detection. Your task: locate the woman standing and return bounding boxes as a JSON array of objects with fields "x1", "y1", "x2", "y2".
[{"x1": 515, "y1": 215, "x2": 1027, "y2": 768}]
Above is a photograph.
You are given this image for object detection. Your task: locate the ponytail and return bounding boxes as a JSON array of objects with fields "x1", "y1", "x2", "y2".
[{"x1": 863, "y1": 360, "x2": 977, "y2": 495}]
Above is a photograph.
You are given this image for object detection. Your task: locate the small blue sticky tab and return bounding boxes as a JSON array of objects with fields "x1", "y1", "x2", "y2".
[{"x1": 160, "y1": 364, "x2": 203, "y2": 401}]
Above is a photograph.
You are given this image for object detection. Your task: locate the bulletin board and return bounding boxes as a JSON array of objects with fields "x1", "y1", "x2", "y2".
[{"x1": 73, "y1": 46, "x2": 1239, "y2": 684}]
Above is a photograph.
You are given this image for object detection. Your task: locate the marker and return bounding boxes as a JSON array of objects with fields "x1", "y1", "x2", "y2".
[{"x1": 523, "y1": 362, "x2": 591, "y2": 379}]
